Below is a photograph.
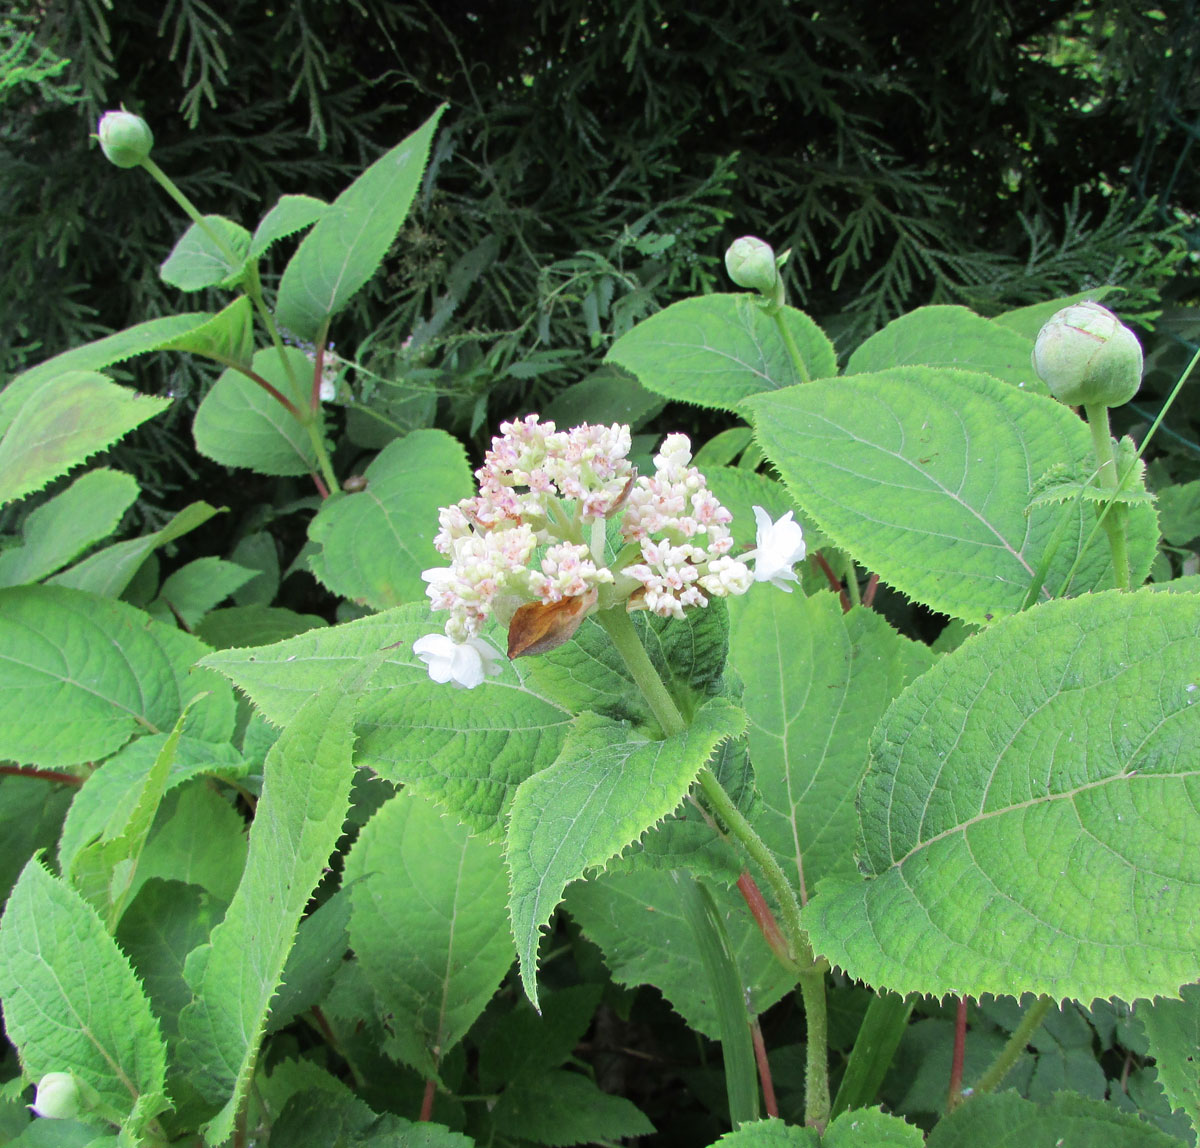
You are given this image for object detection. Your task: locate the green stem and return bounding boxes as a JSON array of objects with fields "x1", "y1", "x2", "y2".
[
  {"x1": 593, "y1": 608, "x2": 686, "y2": 736},
  {"x1": 772, "y1": 307, "x2": 811, "y2": 383},
  {"x1": 1083, "y1": 403, "x2": 1130, "y2": 591},
  {"x1": 797, "y1": 968, "x2": 831, "y2": 1132},
  {"x1": 972, "y1": 994, "x2": 1054, "y2": 1095},
  {"x1": 140, "y1": 157, "x2": 242, "y2": 267},
  {"x1": 842, "y1": 554, "x2": 862, "y2": 607}
]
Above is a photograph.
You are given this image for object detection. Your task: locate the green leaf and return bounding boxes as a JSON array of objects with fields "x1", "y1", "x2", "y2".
[
  {"x1": 542, "y1": 365, "x2": 665, "y2": 430},
  {"x1": 729, "y1": 592, "x2": 934, "y2": 899},
  {"x1": 744, "y1": 368, "x2": 1158, "y2": 625},
  {"x1": 1156, "y1": 479, "x2": 1200, "y2": 546},
  {"x1": 192, "y1": 347, "x2": 319, "y2": 477},
  {"x1": 830, "y1": 992, "x2": 914, "y2": 1119},
  {"x1": 307, "y1": 429, "x2": 473, "y2": 609},
  {"x1": 193, "y1": 604, "x2": 326, "y2": 648},
  {"x1": 846, "y1": 305, "x2": 1043, "y2": 393},
  {"x1": 0, "y1": 586, "x2": 235, "y2": 768},
  {"x1": 1138, "y1": 984, "x2": 1200, "y2": 1141},
  {"x1": 49, "y1": 501, "x2": 220, "y2": 598},
  {"x1": 489, "y1": 1069, "x2": 654, "y2": 1146},
  {"x1": 508, "y1": 697, "x2": 746, "y2": 1007},
  {"x1": 0, "y1": 372, "x2": 170, "y2": 506},
  {"x1": 823, "y1": 1108, "x2": 925, "y2": 1146},
  {"x1": 154, "y1": 295, "x2": 255, "y2": 371},
  {"x1": 265, "y1": 889, "x2": 352, "y2": 1035},
  {"x1": 711, "y1": 1117, "x2": 819, "y2": 1147},
  {"x1": 343, "y1": 791, "x2": 513, "y2": 1075},
  {"x1": 177, "y1": 663, "x2": 367, "y2": 1145},
  {"x1": 275, "y1": 105, "x2": 447, "y2": 340},
  {"x1": 248, "y1": 195, "x2": 329, "y2": 263},
  {"x1": 993, "y1": 287, "x2": 1120, "y2": 342},
  {"x1": 0, "y1": 775, "x2": 74, "y2": 908},
  {"x1": 159, "y1": 216, "x2": 251, "y2": 292},
  {"x1": 807, "y1": 590, "x2": 1200, "y2": 1003},
  {"x1": 147, "y1": 557, "x2": 258, "y2": 628},
  {"x1": 606, "y1": 295, "x2": 837, "y2": 411},
  {"x1": 0, "y1": 859, "x2": 168, "y2": 1130},
  {"x1": 925, "y1": 1090, "x2": 1184, "y2": 1148},
  {"x1": 0, "y1": 468, "x2": 138, "y2": 587}
]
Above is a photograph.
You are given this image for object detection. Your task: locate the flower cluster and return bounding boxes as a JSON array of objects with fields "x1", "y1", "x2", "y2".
[{"x1": 414, "y1": 416, "x2": 808, "y2": 686}]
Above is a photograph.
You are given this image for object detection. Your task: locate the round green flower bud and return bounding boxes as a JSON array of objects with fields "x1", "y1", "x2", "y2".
[
  {"x1": 96, "y1": 110, "x2": 154, "y2": 168},
  {"x1": 1031, "y1": 301, "x2": 1143, "y2": 408},
  {"x1": 725, "y1": 236, "x2": 780, "y2": 298},
  {"x1": 31, "y1": 1073, "x2": 80, "y2": 1120}
]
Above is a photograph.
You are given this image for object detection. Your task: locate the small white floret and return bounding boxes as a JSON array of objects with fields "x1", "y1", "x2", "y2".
[{"x1": 412, "y1": 633, "x2": 503, "y2": 689}]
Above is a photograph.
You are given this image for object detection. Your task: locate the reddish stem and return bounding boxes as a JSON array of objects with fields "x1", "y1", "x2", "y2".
[
  {"x1": 862, "y1": 572, "x2": 879, "y2": 608},
  {"x1": 0, "y1": 764, "x2": 83, "y2": 787},
  {"x1": 947, "y1": 995, "x2": 968, "y2": 1111},
  {"x1": 736, "y1": 870, "x2": 790, "y2": 964},
  {"x1": 312, "y1": 470, "x2": 330, "y2": 499},
  {"x1": 811, "y1": 554, "x2": 851, "y2": 612},
  {"x1": 750, "y1": 1014, "x2": 779, "y2": 1118},
  {"x1": 243, "y1": 368, "x2": 302, "y2": 418},
  {"x1": 419, "y1": 1078, "x2": 436, "y2": 1122}
]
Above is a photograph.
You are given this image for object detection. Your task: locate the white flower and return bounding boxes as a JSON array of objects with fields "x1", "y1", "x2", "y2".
[
  {"x1": 412, "y1": 634, "x2": 504, "y2": 689},
  {"x1": 749, "y1": 506, "x2": 806, "y2": 591},
  {"x1": 31, "y1": 1073, "x2": 79, "y2": 1120}
]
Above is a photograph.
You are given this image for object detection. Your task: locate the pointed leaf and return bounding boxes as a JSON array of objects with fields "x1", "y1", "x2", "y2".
[
  {"x1": 0, "y1": 468, "x2": 138, "y2": 587},
  {"x1": 489, "y1": 1069, "x2": 654, "y2": 1146},
  {"x1": 343, "y1": 791, "x2": 513, "y2": 1074},
  {"x1": 147, "y1": 557, "x2": 258, "y2": 628},
  {"x1": 729, "y1": 592, "x2": 933, "y2": 899},
  {"x1": 606, "y1": 295, "x2": 837, "y2": 412},
  {"x1": 0, "y1": 586, "x2": 235, "y2": 768},
  {"x1": 508, "y1": 696, "x2": 745, "y2": 1007},
  {"x1": 159, "y1": 215, "x2": 251, "y2": 292},
  {"x1": 0, "y1": 859, "x2": 168, "y2": 1129},
  {"x1": 307, "y1": 429, "x2": 473, "y2": 609},
  {"x1": 744, "y1": 368, "x2": 1158, "y2": 625},
  {"x1": 711, "y1": 1117, "x2": 819, "y2": 1147},
  {"x1": 0, "y1": 371, "x2": 169, "y2": 505},
  {"x1": 807, "y1": 590, "x2": 1200, "y2": 1003},
  {"x1": 275, "y1": 106, "x2": 446, "y2": 340},
  {"x1": 248, "y1": 194, "x2": 329, "y2": 262},
  {"x1": 154, "y1": 295, "x2": 255, "y2": 371},
  {"x1": 177, "y1": 665, "x2": 367, "y2": 1144},
  {"x1": 192, "y1": 347, "x2": 319, "y2": 476}
]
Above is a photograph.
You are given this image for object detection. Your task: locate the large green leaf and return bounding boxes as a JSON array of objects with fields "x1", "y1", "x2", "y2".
[
  {"x1": 177, "y1": 665, "x2": 367, "y2": 1145},
  {"x1": 508, "y1": 696, "x2": 746, "y2": 1008},
  {"x1": 845, "y1": 305, "x2": 1042, "y2": 392},
  {"x1": 0, "y1": 586, "x2": 234, "y2": 768},
  {"x1": 192, "y1": 346, "x2": 320, "y2": 476},
  {"x1": 343, "y1": 791, "x2": 513, "y2": 1076},
  {"x1": 606, "y1": 295, "x2": 837, "y2": 411},
  {"x1": 489, "y1": 1069, "x2": 654, "y2": 1146},
  {"x1": 1137, "y1": 984, "x2": 1200, "y2": 1142},
  {"x1": 743, "y1": 368, "x2": 1158, "y2": 624},
  {"x1": 564, "y1": 868, "x2": 797, "y2": 1041},
  {"x1": 807, "y1": 590, "x2": 1200, "y2": 1003},
  {"x1": 712, "y1": 1110, "x2": 923, "y2": 1147},
  {"x1": 275, "y1": 105, "x2": 446, "y2": 340},
  {"x1": 0, "y1": 371, "x2": 170, "y2": 505},
  {"x1": 0, "y1": 859, "x2": 169, "y2": 1132},
  {"x1": 0, "y1": 468, "x2": 138, "y2": 587},
  {"x1": 159, "y1": 215, "x2": 251, "y2": 292},
  {"x1": 728, "y1": 592, "x2": 933, "y2": 899},
  {"x1": 307, "y1": 429, "x2": 473, "y2": 609}
]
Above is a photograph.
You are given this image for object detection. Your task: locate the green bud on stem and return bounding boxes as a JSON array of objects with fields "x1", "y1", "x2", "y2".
[
  {"x1": 725, "y1": 236, "x2": 783, "y2": 302},
  {"x1": 1031, "y1": 301, "x2": 1143, "y2": 408},
  {"x1": 96, "y1": 110, "x2": 154, "y2": 168},
  {"x1": 31, "y1": 1073, "x2": 80, "y2": 1120}
]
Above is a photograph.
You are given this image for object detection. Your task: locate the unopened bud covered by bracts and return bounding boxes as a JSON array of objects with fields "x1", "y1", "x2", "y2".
[
  {"x1": 724, "y1": 236, "x2": 781, "y2": 300},
  {"x1": 1031, "y1": 301, "x2": 1143, "y2": 408},
  {"x1": 96, "y1": 110, "x2": 154, "y2": 168},
  {"x1": 30, "y1": 1073, "x2": 80, "y2": 1120}
]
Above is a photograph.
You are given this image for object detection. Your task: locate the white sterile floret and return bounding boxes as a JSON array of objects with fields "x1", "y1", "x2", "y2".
[
  {"x1": 412, "y1": 634, "x2": 504, "y2": 689},
  {"x1": 749, "y1": 506, "x2": 807, "y2": 590},
  {"x1": 31, "y1": 1073, "x2": 79, "y2": 1120}
]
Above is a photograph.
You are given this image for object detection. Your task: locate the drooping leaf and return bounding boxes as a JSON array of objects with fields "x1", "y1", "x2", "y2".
[
  {"x1": 807, "y1": 590, "x2": 1200, "y2": 1004},
  {"x1": 159, "y1": 215, "x2": 251, "y2": 292},
  {"x1": 0, "y1": 468, "x2": 138, "y2": 587},
  {"x1": 247, "y1": 194, "x2": 329, "y2": 262},
  {"x1": 0, "y1": 859, "x2": 168, "y2": 1131},
  {"x1": 846, "y1": 305, "x2": 1043, "y2": 393},
  {"x1": 192, "y1": 346, "x2": 319, "y2": 476},
  {"x1": 1137, "y1": 985, "x2": 1200, "y2": 1141},
  {"x1": 924, "y1": 1090, "x2": 1183, "y2": 1148},
  {"x1": 307, "y1": 429, "x2": 473, "y2": 609},
  {"x1": 728, "y1": 592, "x2": 934, "y2": 899},
  {"x1": 177, "y1": 663, "x2": 368, "y2": 1145},
  {"x1": 606, "y1": 295, "x2": 837, "y2": 411},
  {"x1": 744, "y1": 368, "x2": 1158, "y2": 624},
  {"x1": 508, "y1": 696, "x2": 746, "y2": 1008},
  {"x1": 0, "y1": 371, "x2": 170, "y2": 505},
  {"x1": 275, "y1": 105, "x2": 447, "y2": 340},
  {"x1": 49, "y1": 500, "x2": 220, "y2": 598},
  {"x1": 343, "y1": 791, "x2": 513, "y2": 1075},
  {"x1": 0, "y1": 586, "x2": 234, "y2": 768},
  {"x1": 154, "y1": 295, "x2": 255, "y2": 371}
]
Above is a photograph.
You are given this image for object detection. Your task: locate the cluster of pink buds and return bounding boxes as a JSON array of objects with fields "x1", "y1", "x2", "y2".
[{"x1": 415, "y1": 416, "x2": 807, "y2": 687}]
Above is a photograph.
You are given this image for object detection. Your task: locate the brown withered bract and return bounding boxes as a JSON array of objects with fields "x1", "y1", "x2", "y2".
[{"x1": 507, "y1": 590, "x2": 597, "y2": 658}]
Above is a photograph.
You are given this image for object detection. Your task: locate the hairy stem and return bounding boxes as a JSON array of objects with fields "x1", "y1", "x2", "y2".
[
  {"x1": 1083, "y1": 403, "x2": 1130, "y2": 591},
  {"x1": 973, "y1": 994, "x2": 1054, "y2": 1095},
  {"x1": 772, "y1": 308, "x2": 811, "y2": 383},
  {"x1": 798, "y1": 968, "x2": 830, "y2": 1131}
]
